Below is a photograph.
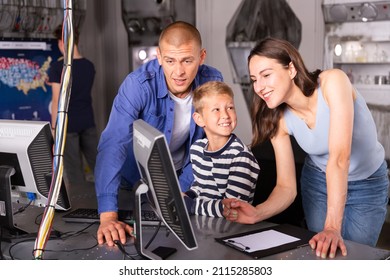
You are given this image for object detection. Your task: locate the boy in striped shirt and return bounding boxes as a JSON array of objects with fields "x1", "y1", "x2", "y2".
[{"x1": 183, "y1": 81, "x2": 260, "y2": 217}]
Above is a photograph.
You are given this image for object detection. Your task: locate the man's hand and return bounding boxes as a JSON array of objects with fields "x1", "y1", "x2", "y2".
[{"x1": 97, "y1": 211, "x2": 134, "y2": 246}]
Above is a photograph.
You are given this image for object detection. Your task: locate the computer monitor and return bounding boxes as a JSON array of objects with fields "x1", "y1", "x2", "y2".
[
  {"x1": 0, "y1": 119, "x2": 71, "y2": 237},
  {"x1": 133, "y1": 119, "x2": 197, "y2": 259}
]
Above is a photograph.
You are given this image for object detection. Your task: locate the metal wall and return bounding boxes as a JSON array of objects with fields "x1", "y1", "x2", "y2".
[{"x1": 122, "y1": 0, "x2": 195, "y2": 71}]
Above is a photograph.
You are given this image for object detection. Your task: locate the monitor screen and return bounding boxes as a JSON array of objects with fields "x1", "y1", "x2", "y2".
[
  {"x1": 133, "y1": 119, "x2": 197, "y2": 259},
  {"x1": 0, "y1": 119, "x2": 71, "y2": 236}
]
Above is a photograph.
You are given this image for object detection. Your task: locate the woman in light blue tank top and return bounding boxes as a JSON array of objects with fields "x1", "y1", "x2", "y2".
[{"x1": 223, "y1": 38, "x2": 389, "y2": 259}]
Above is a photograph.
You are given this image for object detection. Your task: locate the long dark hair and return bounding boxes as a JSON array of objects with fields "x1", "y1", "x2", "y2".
[{"x1": 249, "y1": 37, "x2": 322, "y2": 146}]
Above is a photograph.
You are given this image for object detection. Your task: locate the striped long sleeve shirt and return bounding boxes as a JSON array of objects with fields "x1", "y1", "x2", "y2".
[{"x1": 185, "y1": 134, "x2": 260, "y2": 217}]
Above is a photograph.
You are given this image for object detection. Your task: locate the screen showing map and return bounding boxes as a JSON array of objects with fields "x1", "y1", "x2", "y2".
[{"x1": 0, "y1": 39, "x2": 61, "y2": 121}]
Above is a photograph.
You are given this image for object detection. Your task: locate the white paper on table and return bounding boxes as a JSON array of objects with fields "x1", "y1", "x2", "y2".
[{"x1": 223, "y1": 229, "x2": 300, "y2": 253}]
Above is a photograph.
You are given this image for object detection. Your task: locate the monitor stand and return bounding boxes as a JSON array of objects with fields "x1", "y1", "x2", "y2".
[
  {"x1": 0, "y1": 165, "x2": 34, "y2": 242},
  {"x1": 134, "y1": 179, "x2": 176, "y2": 260},
  {"x1": 133, "y1": 180, "x2": 163, "y2": 260}
]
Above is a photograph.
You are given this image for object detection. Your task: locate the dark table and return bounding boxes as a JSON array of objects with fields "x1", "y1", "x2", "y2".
[{"x1": 1, "y1": 182, "x2": 389, "y2": 260}]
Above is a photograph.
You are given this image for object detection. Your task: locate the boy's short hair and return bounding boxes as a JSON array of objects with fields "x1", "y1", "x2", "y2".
[
  {"x1": 193, "y1": 81, "x2": 234, "y2": 113},
  {"x1": 53, "y1": 24, "x2": 80, "y2": 45}
]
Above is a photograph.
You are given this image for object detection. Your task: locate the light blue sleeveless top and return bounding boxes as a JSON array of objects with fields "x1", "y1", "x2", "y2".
[{"x1": 284, "y1": 87, "x2": 384, "y2": 180}]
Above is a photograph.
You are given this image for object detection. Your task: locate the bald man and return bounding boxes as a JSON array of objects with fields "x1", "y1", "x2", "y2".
[{"x1": 95, "y1": 21, "x2": 223, "y2": 246}]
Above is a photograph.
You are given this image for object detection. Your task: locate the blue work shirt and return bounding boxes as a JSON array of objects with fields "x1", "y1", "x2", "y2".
[{"x1": 95, "y1": 59, "x2": 223, "y2": 213}]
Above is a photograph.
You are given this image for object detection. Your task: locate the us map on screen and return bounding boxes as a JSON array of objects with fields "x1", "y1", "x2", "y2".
[{"x1": 0, "y1": 39, "x2": 61, "y2": 121}]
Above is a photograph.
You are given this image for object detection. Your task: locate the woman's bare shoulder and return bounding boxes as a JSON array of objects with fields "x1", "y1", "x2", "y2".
[
  {"x1": 319, "y1": 68, "x2": 347, "y2": 80},
  {"x1": 319, "y1": 68, "x2": 354, "y2": 102},
  {"x1": 319, "y1": 69, "x2": 350, "y2": 88}
]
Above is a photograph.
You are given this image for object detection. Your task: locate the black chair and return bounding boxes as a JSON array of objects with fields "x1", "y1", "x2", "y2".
[{"x1": 251, "y1": 136, "x2": 307, "y2": 228}]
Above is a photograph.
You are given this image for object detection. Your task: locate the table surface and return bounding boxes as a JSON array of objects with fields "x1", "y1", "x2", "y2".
[{"x1": 2, "y1": 183, "x2": 390, "y2": 260}]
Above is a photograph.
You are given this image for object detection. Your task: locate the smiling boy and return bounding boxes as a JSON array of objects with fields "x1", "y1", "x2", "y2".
[{"x1": 183, "y1": 81, "x2": 260, "y2": 217}]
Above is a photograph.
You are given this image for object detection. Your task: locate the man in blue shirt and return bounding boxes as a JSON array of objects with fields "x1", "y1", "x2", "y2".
[{"x1": 95, "y1": 21, "x2": 223, "y2": 246}]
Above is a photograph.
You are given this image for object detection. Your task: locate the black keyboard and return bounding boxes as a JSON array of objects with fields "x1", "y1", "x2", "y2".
[{"x1": 62, "y1": 208, "x2": 163, "y2": 226}]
